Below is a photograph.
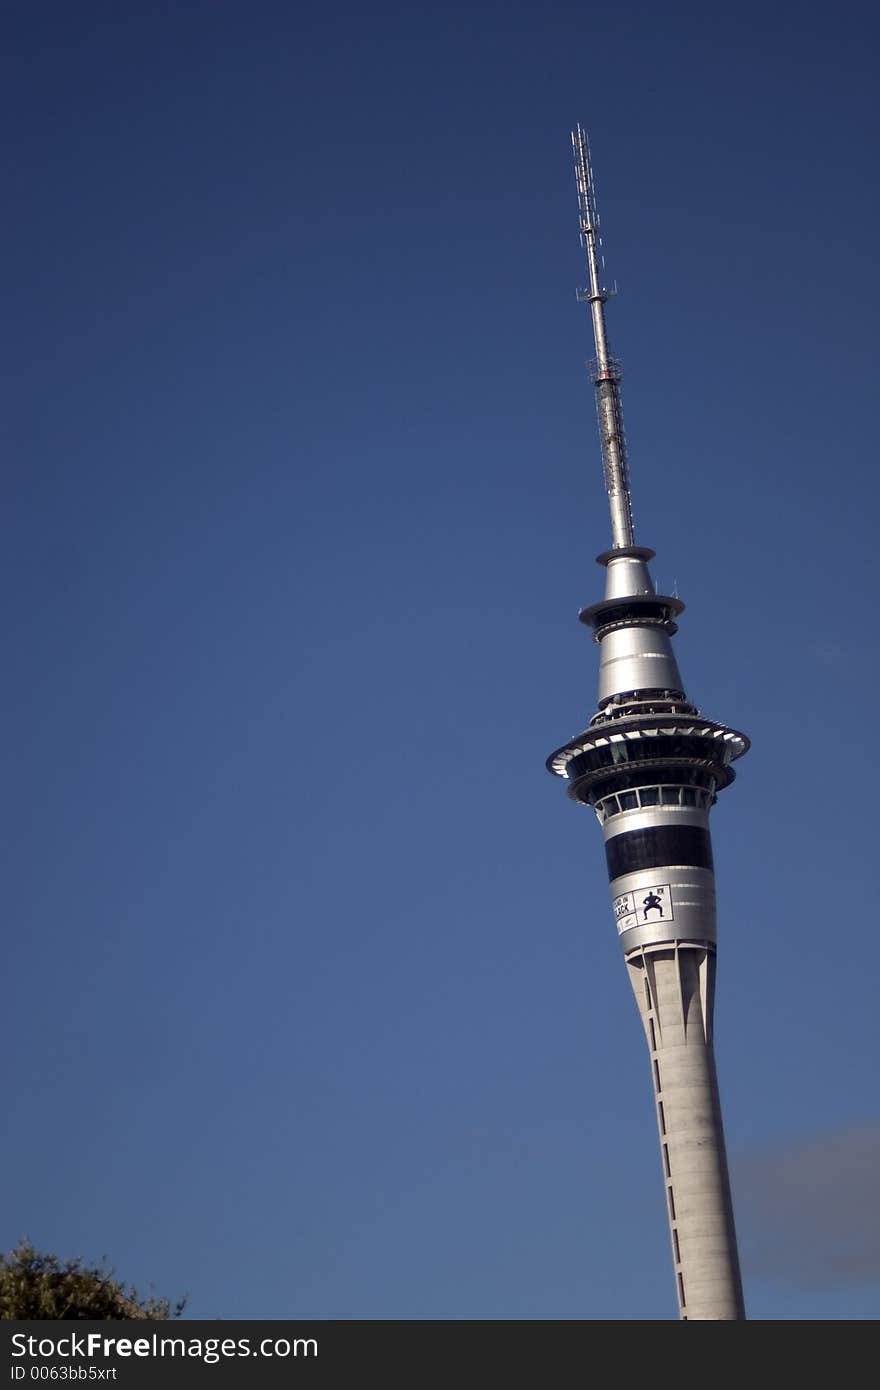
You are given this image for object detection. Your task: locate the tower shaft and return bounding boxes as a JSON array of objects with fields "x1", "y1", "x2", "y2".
[
  {"x1": 627, "y1": 945, "x2": 744, "y2": 1319},
  {"x1": 547, "y1": 129, "x2": 749, "y2": 1320}
]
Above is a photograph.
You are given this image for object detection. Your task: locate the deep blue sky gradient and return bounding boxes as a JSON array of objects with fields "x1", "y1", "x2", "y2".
[{"x1": 6, "y1": 1, "x2": 880, "y2": 1319}]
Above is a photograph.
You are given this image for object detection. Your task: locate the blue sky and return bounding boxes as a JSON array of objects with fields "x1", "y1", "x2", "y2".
[{"x1": 6, "y1": 0, "x2": 879, "y2": 1319}]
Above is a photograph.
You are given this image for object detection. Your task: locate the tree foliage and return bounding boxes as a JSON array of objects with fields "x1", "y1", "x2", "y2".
[{"x1": 0, "y1": 1243, "x2": 185, "y2": 1320}]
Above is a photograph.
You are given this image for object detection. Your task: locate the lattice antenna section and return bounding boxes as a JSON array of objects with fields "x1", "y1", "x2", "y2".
[{"x1": 571, "y1": 126, "x2": 635, "y2": 549}]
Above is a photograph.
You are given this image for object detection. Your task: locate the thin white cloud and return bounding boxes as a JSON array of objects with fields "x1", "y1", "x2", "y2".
[{"x1": 734, "y1": 1124, "x2": 880, "y2": 1287}]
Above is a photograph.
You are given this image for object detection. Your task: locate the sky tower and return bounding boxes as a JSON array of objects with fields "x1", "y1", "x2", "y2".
[{"x1": 547, "y1": 127, "x2": 749, "y2": 1321}]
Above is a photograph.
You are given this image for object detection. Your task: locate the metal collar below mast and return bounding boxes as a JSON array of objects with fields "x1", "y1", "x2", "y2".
[{"x1": 572, "y1": 125, "x2": 635, "y2": 550}]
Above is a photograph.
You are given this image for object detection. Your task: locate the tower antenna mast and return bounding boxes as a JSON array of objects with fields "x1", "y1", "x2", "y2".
[{"x1": 572, "y1": 123, "x2": 635, "y2": 549}]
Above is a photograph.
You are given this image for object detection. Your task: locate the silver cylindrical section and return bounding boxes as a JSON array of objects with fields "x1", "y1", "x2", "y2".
[
  {"x1": 626, "y1": 945, "x2": 745, "y2": 1320},
  {"x1": 602, "y1": 804, "x2": 715, "y2": 949},
  {"x1": 595, "y1": 380, "x2": 634, "y2": 549},
  {"x1": 589, "y1": 298, "x2": 610, "y2": 373},
  {"x1": 608, "y1": 492, "x2": 635, "y2": 552},
  {"x1": 603, "y1": 554, "x2": 655, "y2": 600},
  {"x1": 597, "y1": 626, "x2": 685, "y2": 704},
  {"x1": 611, "y1": 867, "x2": 716, "y2": 950}
]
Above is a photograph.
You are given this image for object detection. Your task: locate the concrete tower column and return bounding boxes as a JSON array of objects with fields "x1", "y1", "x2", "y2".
[{"x1": 625, "y1": 944, "x2": 744, "y2": 1320}]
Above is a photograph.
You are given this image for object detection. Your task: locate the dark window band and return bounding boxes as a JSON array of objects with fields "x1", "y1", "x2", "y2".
[{"x1": 605, "y1": 825, "x2": 714, "y2": 881}]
